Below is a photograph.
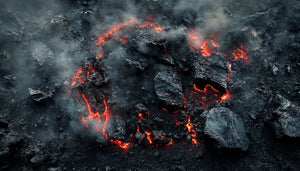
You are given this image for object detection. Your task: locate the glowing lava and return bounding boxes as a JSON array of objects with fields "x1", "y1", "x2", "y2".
[
  {"x1": 80, "y1": 93, "x2": 111, "y2": 138},
  {"x1": 110, "y1": 139, "x2": 131, "y2": 150},
  {"x1": 186, "y1": 117, "x2": 200, "y2": 145},
  {"x1": 232, "y1": 45, "x2": 249, "y2": 63},
  {"x1": 96, "y1": 19, "x2": 137, "y2": 46},
  {"x1": 188, "y1": 30, "x2": 219, "y2": 56},
  {"x1": 70, "y1": 67, "x2": 84, "y2": 87}
]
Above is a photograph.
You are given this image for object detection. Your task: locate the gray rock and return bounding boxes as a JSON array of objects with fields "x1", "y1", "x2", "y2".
[
  {"x1": 28, "y1": 88, "x2": 54, "y2": 102},
  {"x1": 135, "y1": 103, "x2": 148, "y2": 114},
  {"x1": 105, "y1": 116, "x2": 126, "y2": 140},
  {"x1": 154, "y1": 66, "x2": 183, "y2": 108},
  {"x1": 124, "y1": 57, "x2": 148, "y2": 71},
  {"x1": 87, "y1": 72, "x2": 104, "y2": 87},
  {"x1": 272, "y1": 94, "x2": 300, "y2": 138},
  {"x1": 31, "y1": 154, "x2": 47, "y2": 164},
  {"x1": 30, "y1": 41, "x2": 54, "y2": 66},
  {"x1": 204, "y1": 107, "x2": 249, "y2": 151},
  {"x1": 193, "y1": 53, "x2": 229, "y2": 90}
]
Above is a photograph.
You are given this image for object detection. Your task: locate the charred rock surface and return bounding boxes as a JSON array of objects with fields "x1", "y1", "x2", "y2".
[
  {"x1": 204, "y1": 106, "x2": 249, "y2": 151},
  {"x1": 270, "y1": 94, "x2": 300, "y2": 138},
  {"x1": 154, "y1": 66, "x2": 183, "y2": 109}
]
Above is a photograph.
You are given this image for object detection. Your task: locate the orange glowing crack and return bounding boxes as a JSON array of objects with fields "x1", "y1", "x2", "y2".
[
  {"x1": 80, "y1": 93, "x2": 111, "y2": 138},
  {"x1": 185, "y1": 117, "x2": 200, "y2": 145},
  {"x1": 110, "y1": 139, "x2": 131, "y2": 150},
  {"x1": 192, "y1": 84, "x2": 219, "y2": 94},
  {"x1": 96, "y1": 19, "x2": 137, "y2": 46},
  {"x1": 145, "y1": 131, "x2": 153, "y2": 144},
  {"x1": 137, "y1": 22, "x2": 162, "y2": 31},
  {"x1": 232, "y1": 45, "x2": 249, "y2": 63},
  {"x1": 71, "y1": 67, "x2": 84, "y2": 87}
]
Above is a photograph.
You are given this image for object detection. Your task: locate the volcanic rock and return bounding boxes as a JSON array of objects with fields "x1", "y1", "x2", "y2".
[
  {"x1": 105, "y1": 116, "x2": 126, "y2": 140},
  {"x1": 135, "y1": 103, "x2": 148, "y2": 114},
  {"x1": 124, "y1": 56, "x2": 148, "y2": 71},
  {"x1": 153, "y1": 130, "x2": 170, "y2": 145},
  {"x1": 30, "y1": 41, "x2": 54, "y2": 66},
  {"x1": 87, "y1": 72, "x2": 104, "y2": 86},
  {"x1": 0, "y1": 11, "x2": 24, "y2": 42},
  {"x1": 193, "y1": 53, "x2": 229, "y2": 90},
  {"x1": 271, "y1": 94, "x2": 300, "y2": 138},
  {"x1": 28, "y1": 88, "x2": 54, "y2": 102},
  {"x1": 204, "y1": 107, "x2": 249, "y2": 151},
  {"x1": 154, "y1": 66, "x2": 183, "y2": 109}
]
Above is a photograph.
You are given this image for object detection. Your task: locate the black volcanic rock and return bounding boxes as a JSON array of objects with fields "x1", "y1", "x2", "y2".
[
  {"x1": 154, "y1": 66, "x2": 183, "y2": 109},
  {"x1": 105, "y1": 116, "x2": 126, "y2": 140},
  {"x1": 204, "y1": 107, "x2": 249, "y2": 151},
  {"x1": 271, "y1": 94, "x2": 300, "y2": 138},
  {"x1": 193, "y1": 53, "x2": 229, "y2": 90},
  {"x1": 28, "y1": 88, "x2": 54, "y2": 102}
]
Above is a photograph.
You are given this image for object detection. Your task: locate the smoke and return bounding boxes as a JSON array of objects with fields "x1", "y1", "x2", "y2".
[{"x1": 0, "y1": 0, "x2": 290, "y2": 142}]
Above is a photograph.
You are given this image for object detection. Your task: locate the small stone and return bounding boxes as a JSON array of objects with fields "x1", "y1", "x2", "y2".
[
  {"x1": 154, "y1": 151, "x2": 160, "y2": 157},
  {"x1": 195, "y1": 151, "x2": 204, "y2": 159}
]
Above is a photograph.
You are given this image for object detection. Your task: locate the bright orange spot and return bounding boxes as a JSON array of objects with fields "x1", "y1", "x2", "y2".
[
  {"x1": 166, "y1": 138, "x2": 174, "y2": 146},
  {"x1": 145, "y1": 131, "x2": 153, "y2": 144},
  {"x1": 188, "y1": 30, "x2": 219, "y2": 56},
  {"x1": 220, "y1": 93, "x2": 230, "y2": 103},
  {"x1": 71, "y1": 67, "x2": 84, "y2": 87},
  {"x1": 96, "y1": 51, "x2": 103, "y2": 59},
  {"x1": 232, "y1": 45, "x2": 249, "y2": 63},
  {"x1": 110, "y1": 139, "x2": 131, "y2": 150},
  {"x1": 185, "y1": 117, "x2": 200, "y2": 145}
]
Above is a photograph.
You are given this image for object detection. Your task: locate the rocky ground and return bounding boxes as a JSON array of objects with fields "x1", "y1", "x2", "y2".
[{"x1": 0, "y1": 0, "x2": 299, "y2": 170}]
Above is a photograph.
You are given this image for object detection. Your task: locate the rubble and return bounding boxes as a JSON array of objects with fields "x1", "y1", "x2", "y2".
[
  {"x1": 105, "y1": 116, "x2": 126, "y2": 140},
  {"x1": 271, "y1": 94, "x2": 300, "y2": 138}
]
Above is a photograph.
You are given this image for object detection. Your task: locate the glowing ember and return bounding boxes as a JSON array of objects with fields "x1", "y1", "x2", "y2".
[
  {"x1": 145, "y1": 131, "x2": 153, "y2": 144},
  {"x1": 225, "y1": 63, "x2": 232, "y2": 84},
  {"x1": 70, "y1": 67, "x2": 84, "y2": 87},
  {"x1": 166, "y1": 138, "x2": 174, "y2": 146},
  {"x1": 185, "y1": 117, "x2": 200, "y2": 145},
  {"x1": 96, "y1": 19, "x2": 137, "y2": 46},
  {"x1": 188, "y1": 30, "x2": 219, "y2": 56},
  {"x1": 137, "y1": 22, "x2": 162, "y2": 31},
  {"x1": 232, "y1": 45, "x2": 249, "y2": 63},
  {"x1": 96, "y1": 51, "x2": 103, "y2": 59},
  {"x1": 110, "y1": 139, "x2": 131, "y2": 150},
  {"x1": 190, "y1": 84, "x2": 224, "y2": 109},
  {"x1": 220, "y1": 93, "x2": 231, "y2": 103}
]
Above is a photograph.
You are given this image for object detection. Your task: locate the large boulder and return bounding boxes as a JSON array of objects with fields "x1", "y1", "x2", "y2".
[
  {"x1": 271, "y1": 94, "x2": 300, "y2": 138},
  {"x1": 204, "y1": 107, "x2": 249, "y2": 151},
  {"x1": 154, "y1": 66, "x2": 183, "y2": 109},
  {"x1": 193, "y1": 53, "x2": 229, "y2": 90}
]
